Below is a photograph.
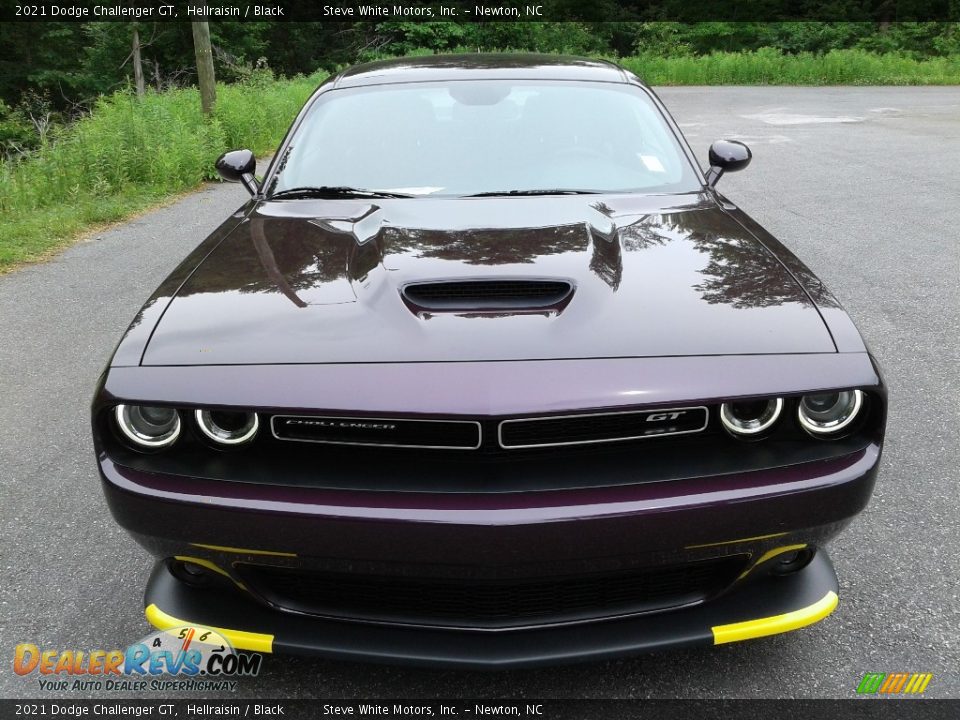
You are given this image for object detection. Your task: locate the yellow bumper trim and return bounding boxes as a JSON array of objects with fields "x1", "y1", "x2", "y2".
[
  {"x1": 145, "y1": 603, "x2": 274, "y2": 654},
  {"x1": 685, "y1": 532, "x2": 788, "y2": 550},
  {"x1": 712, "y1": 590, "x2": 838, "y2": 645},
  {"x1": 190, "y1": 543, "x2": 296, "y2": 557},
  {"x1": 173, "y1": 556, "x2": 248, "y2": 591},
  {"x1": 737, "y1": 543, "x2": 809, "y2": 580}
]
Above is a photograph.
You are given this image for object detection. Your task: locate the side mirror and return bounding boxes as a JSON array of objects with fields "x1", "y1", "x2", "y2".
[
  {"x1": 215, "y1": 149, "x2": 259, "y2": 196},
  {"x1": 705, "y1": 140, "x2": 751, "y2": 188}
]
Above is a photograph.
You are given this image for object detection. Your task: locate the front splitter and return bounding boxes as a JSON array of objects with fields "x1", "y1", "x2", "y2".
[{"x1": 143, "y1": 552, "x2": 840, "y2": 669}]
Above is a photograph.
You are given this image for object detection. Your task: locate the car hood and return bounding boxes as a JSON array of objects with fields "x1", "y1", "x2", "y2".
[{"x1": 141, "y1": 193, "x2": 836, "y2": 366}]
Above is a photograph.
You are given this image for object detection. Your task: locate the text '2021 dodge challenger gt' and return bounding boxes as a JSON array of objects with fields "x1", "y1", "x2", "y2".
[{"x1": 93, "y1": 55, "x2": 886, "y2": 668}]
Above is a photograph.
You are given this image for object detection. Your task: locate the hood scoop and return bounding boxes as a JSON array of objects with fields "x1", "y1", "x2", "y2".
[{"x1": 402, "y1": 279, "x2": 573, "y2": 314}]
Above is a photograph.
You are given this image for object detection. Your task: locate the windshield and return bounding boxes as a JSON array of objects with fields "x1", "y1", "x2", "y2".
[{"x1": 267, "y1": 80, "x2": 701, "y2": 198}]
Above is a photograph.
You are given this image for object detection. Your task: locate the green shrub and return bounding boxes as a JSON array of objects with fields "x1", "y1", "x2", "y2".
[
  {"x1": 0, "y1": 72, "x2": 326, "y2": 268},
  {"x1": 0, "y1": 100, "x2": 37, "y2": 157}
]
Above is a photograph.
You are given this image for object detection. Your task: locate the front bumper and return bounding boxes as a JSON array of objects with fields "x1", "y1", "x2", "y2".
[
  {"x1": 144, "y1": 552, "x2": 840, "y2": 668},
  {"x1": 100, "y1": 442, "x2": 879, "y2": 566},
  {"x1": 95, "y1": 350, "x2": 884, "y2": 666},
  {"x1": 98, "y1": 441, "x2": 879, "y2": 665}
]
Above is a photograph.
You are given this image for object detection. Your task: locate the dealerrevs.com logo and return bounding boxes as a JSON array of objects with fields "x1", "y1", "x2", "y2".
[
  {"x1": 14, "y1": 625, "x2": 261, "y2": 692},
  {"x1": 857, "y1": 673, "x2": 933, "y2": 695}
]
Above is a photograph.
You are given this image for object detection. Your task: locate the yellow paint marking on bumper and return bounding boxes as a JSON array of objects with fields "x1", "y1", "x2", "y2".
[
  {"x1": 684, "y1": 532, "x2": 788, "y2": 549},
  {"x1": 190, "y1": 543, "x2": 296, "y2": 557},
  {"x1": 173, "y1": 556, "x2": 248, "y2": 591},
  {"x1": 145, "y1": 603, "x2": 274, "y2": 654},
  {"x1": 737, "y1": 543, "x2": 809, "y2": 580},
  {"x1": 712, "y1": 590, "x2": 839, "y2": 645}
]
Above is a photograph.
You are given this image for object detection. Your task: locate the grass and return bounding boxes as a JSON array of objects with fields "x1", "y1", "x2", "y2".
[
  {"x1": 0, "y1": 72, "x2": 326, "y2": 270},
  {"x1": 1, "y1": 48, "x2": 958, "y2": 270},
  {"x1": 621, "y1": 48, "x2": 960, "y2": 86}
]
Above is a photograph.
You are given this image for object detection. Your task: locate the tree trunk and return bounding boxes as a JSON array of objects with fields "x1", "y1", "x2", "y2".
[
  {"x1": 131, "y1": 24, "x2": 145, "y2": 98},
  {"x1": 191, "y1": 18, "x2": 216, "y2": 116}
]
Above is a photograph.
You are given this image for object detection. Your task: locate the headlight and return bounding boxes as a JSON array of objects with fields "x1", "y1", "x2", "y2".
[
  {"x1": 114, "y1": 405, "x2": 181, "y2": 449},
  {"x1": 195, "y1": 409, "x2": 259, "y2": 446},
  {"x1": 798, "y1": 390, "x2": 864, "y2": 437},
  {"x1": 720, "y1": 397, "x2": 783, "y2": 437}
]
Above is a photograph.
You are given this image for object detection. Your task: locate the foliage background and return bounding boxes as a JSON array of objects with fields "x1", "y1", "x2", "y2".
[
  {"x1": 2, "y1": 20, "x2": 958, "y2": 114},
  {"x1": 0, "y1": 19, "x2": 957, "y2": 268}
]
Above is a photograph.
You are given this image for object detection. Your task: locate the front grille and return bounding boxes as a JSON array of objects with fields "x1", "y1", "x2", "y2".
[
  {"x1": 402, "y1": 280, "x2": 572, "y2": 311},
  {"x1": 499, "y1": 407, "x2": 709, "y2": 449},
  {"x1": 271, "y1": 415, "x2": 481, "y2": 449},
  {"x1": 270, "y1": 408, "x2": 711, "y2": 452},
  {"x1": 239, "y1": 556, "x2": 746, "y2": 628}
]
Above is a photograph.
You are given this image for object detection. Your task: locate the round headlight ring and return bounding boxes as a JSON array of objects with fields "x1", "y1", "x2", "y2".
[
  {"x1": 720, "y1": 397, "x2": 783, "y2": 437},
  {"x1": 114, "y1": 404, "x2": 181, "y2": 449},
  {"x1": 798, "y1": 389, "x2": 864, "y2": 437},
  {"x1": 195, "y1": 409, "x2": 259, "y2": 446}
]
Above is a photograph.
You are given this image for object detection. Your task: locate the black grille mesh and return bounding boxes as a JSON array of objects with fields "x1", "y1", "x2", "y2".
[
  {"x1": 272, "y1": 416, "x2": 480, "y2": 449},
  {"x1": 500, "y1": 408, "x2": 709, "y2": 448},
  {"x1": 240, "y1": 556, "x2": 746, "y2": 627},
  {"x1": 271, "y1": 409, "x2": 710, "y2": 452}
]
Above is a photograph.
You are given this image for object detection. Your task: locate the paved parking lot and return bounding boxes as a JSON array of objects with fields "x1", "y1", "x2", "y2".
[{"x1": 1, "y1": 86, "x2": 958, "y2": 699}]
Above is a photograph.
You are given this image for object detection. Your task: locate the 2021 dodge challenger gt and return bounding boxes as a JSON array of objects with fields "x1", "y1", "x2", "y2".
[{"x1": 93, "y1": 55, "x2": 886, "y2": 667}]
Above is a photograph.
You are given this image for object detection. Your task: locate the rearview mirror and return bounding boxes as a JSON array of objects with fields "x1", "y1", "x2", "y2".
[
  {"x1": 705, "y1": 140, "x2": 752, "y2": 188},
  {"x1": 215, "y1": 149, "x2": 259, "y2": 196}
]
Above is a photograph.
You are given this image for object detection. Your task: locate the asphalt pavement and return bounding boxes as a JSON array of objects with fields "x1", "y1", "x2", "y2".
[{"x1": 1, "y1": 87, "x2": 958, "y2": 700}]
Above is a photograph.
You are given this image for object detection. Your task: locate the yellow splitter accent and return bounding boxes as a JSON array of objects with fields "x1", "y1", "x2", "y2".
[
  {"x1": 189, "y1": 542, "x2": 296, "y2": 557},
  {"x1": 711, "y1": 590, "x2": 838, "y2": 645},
  {"x1": 145, "y1": 603, "x2": 274, "y2": 654},
  {"x1": 145, "y1": 591, "x2": 837, "y2": 655}
]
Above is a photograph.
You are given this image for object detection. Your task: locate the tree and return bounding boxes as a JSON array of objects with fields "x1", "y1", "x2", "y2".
[
  {"x1": 131, "y1": 23, "x2": 145, "y2": 97},
  {"x1": 191, "y1": 17, "x2": 216, "y2": 115}
]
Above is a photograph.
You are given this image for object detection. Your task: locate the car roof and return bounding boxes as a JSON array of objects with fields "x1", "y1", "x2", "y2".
[{"x1": 330, "y1": 53, "x2": 639, "y2": 89}]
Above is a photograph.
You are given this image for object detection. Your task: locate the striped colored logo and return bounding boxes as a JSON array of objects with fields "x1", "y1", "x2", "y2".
[{"x1": 857, "y1": 673, "x2": 933, "y2": 695}]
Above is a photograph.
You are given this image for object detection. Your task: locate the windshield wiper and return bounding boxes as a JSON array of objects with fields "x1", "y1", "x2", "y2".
[
  {"x1": 270, "y1": 186, "x2": 415, "y2": 200},
  {"x1": 465, "y1": 189, "x2": 602, "y2": 198}
]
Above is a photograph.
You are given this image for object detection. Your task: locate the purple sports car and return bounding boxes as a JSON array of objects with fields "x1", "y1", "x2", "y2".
[{"x1": 93, "y1": 55, "x2": 886, "y2": 667}]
